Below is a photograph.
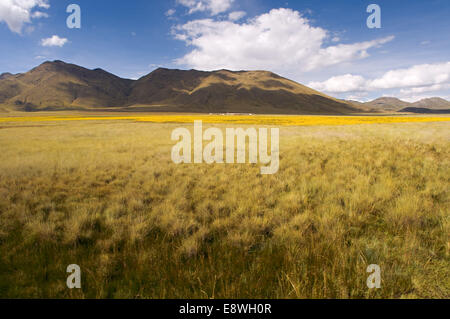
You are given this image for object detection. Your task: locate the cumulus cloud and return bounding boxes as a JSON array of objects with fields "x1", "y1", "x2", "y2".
[
  {"x1": 307, "y1": 36, "x2": 394, "y2": 71},
  {"x1": 41, "y1": 35, "x2": 68, "y2": 47},
  {"x1": 309, "y1": 61, "x2": 450, "y2": 95},
  {"x1": 178, "y1": 0, "x2": 234, "y2": 15},
  {"x1": 228, "y1": 11, "x2": 246, "y2": 21},
  {"x1": 400, "y1": 83, "x2": 450, "y2": 95},
  {"x1": 368, "y1": 62, "x2": 450, "y2": 90},
  {"x1": 31, "y1": 11, "x2": 48, "y2": 18},
  {"x1": 309, "y1": 74, "x2": 367, "y2": 93},
  {"x1": 0, "y1": 0, "x2": 49, "y2": 34},
  {"x1": 345, "y1": 92, "x2": 369, "y2": 102},
  {"x1": 173, "y1": 8, "x2": 394, "y2": 73}
]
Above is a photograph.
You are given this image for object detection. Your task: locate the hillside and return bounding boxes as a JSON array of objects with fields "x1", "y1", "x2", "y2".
[
  {"x1": 0, "y1": 73, "x2": 14, "y2": 80},
  {"x1": 0, "y1": 61, "x2": 132, "y2": 111},
  {"x1": 0, "y1": 61, "x2": 363, "y2": 114},
  {"x1": 129, "y1": 68, "x2": 361, "y2": 114},
  {"x1": 361, "y1": 97, "x2": 450, "y2": 113},
  {"x1": 364, "y1": 97, "x2": 411, "y2": 112},
  {"x1": 398, "y1": 107, "x2": 450, "y2": 114},
  {"x1": 411, "y1": 97, "x2": 450, "y2": 110}
]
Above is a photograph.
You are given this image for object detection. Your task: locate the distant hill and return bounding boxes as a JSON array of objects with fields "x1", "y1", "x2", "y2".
[
  {"x1": 398, "y1": 107, "x2": 450, "y2": 114},
  {"x1": 360, "y1": 97, "x2": 450, "y2": 113},
  {"x1": 364, "y1": 97, "x2": 411, "y2": 112},
  {"x1": 411, "y1": 97, "x2": 450, "y2": 110},
  {"x1": 0, "y1": 73, "x2": 13, "y2": 80},
  {"x1": 0, "y1": 61, "x2": 363, "y2": 114}
]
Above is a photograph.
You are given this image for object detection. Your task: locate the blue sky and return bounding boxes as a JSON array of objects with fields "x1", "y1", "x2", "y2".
[{"x1": 0, "y1": 0, "x2": 449, "y2": 102}]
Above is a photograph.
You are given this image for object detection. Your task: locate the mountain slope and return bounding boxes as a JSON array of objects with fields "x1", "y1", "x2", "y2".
[
  {"x1": 360, "y1": 96, "x2": 450, "y2": 113},
  {"x1": 0, "y1": 73, "x2": 14, "y2": 80},
  {"x1": 0, "y1": 61, "x2": 132, "y2": 111},
  {"x1": 1, "y1": 61, "x2": 363, "y2": 114},
  {"x1": 0, "y1": 74, "x2": 24, "y2": 104},
  {"x1": 129, "y1": 68, "x2": 361, "y2": 114},
  {"x1": 411, "y1": 97, "x2": 450, "y2": 110},
  {"x1": 364, "y1": 97, "x2": 411, "y2": 112},
  {"x1": 398, "y1": 107, "x2": 450, "y2": 114}
]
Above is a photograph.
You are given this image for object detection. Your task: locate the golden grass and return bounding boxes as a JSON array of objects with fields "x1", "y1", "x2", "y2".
[{"x1": 0, "y1": 118, "x2": 448, "y2": 298}]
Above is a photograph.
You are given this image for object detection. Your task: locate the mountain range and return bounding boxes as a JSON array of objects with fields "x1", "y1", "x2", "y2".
[
  {"x1": 354, "y1": 97, "x2": 450, "y2": 113},
  {"x1": 0, "y1": 61, "x2": 360, "y2": 114},
  {"x1": 0, "y1": 60, "x2": 449, "y2": 114}
]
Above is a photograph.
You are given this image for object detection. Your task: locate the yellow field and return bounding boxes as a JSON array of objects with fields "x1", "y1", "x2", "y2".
[
  {"x1": 0, "y1": 113, "x2": 449, "y2": 126},
  {"x1": 0, "y1": 115, "x2": 448, "y2": 299}
]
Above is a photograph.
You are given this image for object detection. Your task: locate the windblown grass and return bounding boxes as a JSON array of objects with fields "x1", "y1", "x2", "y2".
[{"x1": 0, "y1": 117, "x2": 448, "y2": 298}]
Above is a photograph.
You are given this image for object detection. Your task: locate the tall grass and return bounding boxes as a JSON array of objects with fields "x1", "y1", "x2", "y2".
[{"x1": 0, "y1": 119, "x2": 448, "y2": 298}]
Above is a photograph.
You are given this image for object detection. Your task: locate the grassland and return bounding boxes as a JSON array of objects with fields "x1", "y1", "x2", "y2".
[{"x1": 0, "y1": 114, "x2": 448, "y2": 298}]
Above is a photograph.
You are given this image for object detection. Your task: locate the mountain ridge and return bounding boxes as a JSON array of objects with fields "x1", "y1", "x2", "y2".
[
  {"x1": 351, "y1": 96, "x2": 450, "y2": 113},
  {"x1": 1, "y1": 61, "x2": 449, "y2": 114},
  {"x1": 0, "y1": 60, "x2": 363, "y2": 114}
]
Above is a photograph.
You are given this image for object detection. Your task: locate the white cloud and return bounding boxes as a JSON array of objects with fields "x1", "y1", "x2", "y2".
[
  {"x1": 31, "y1": 11, "x2": 48, "y2": 18},
  {"x1": 228, "y1": 11, "x2": 246, "y2": 21},
  {"x1": 173, "y1": 8, "x2": 394, "y2": 73},
  {"x1": 308, "y1": 62, "x2": 450, "y2": 95},
  {"x1": 345, "y1": 92, "x2": 369, "y2": 102},
  {"x1": 309, "y1": 74, "x2": 367, "y2": 93},
  {"x1": 0, "y1": 0, "x2": 49, "y2": 34},
  {"x1": 369, "y1": 62, "x2": 450, "y2": 90},
  {"x1": 400, "y1": 83, "x2": 450, "y2": 95},
  {"x1": 178, "y1": 0, "x2": 234, "y2": 16},
  {"x1": 306, "y1": 36, "x2": 394, "y2": 71},
  {"x1": 41, "y1": 35, "x2": 68, "y2": 47},
  {"x1": 166, "y1": 9, "x2": 176, "y2": 16},
  {"x1": 400, "y1": 95, "x2": 444, "y2": 103}
]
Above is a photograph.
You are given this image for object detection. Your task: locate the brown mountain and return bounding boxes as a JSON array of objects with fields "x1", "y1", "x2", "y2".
[
  {"x1": 0, "y1": 73, "x2": 14, "y2": 80},
  {"x1": 0, "y1": 61, "x2": 132, "y2": 111},
  {"x1": 398, "y1": 107, "x2": 450, "y2": 114},
  {"x1": 364, "y1": 97, "x2": 411, "y2": 112},
  {"x1": 0, "y1": 60, "x2": 363, "y2": 114},
  {"x1": 129, "y1": 68, "x2": 362, "y2": 114},
  {"x1": 361, "y1": 96, "x2": 450, "y2": 113},
  {"x1": 411, "y1": 97, "x2": 450, "y2": 110}
]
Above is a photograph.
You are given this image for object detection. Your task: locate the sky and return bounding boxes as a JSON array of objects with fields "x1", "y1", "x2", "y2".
[{"x1": 0, "y1": 0, "x2": 449, "y2": 102}]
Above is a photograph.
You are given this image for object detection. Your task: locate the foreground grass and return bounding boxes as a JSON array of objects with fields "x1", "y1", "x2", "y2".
[{"x1": 0, "y1": 119, "x2": 448, "y2": 298}]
